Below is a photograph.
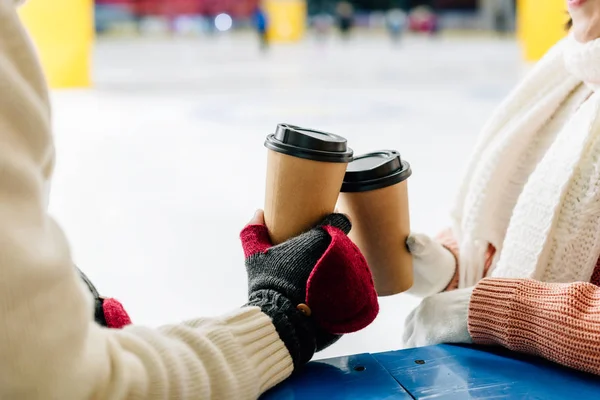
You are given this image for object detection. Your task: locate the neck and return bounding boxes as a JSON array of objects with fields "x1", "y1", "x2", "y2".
[{"x1": 564, "y1": 34, "x2": 600, "y2": 92}]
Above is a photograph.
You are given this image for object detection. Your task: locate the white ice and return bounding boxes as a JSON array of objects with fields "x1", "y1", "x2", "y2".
[{"x1": 48, "y1": 33, "x2": 520, "y2": 359}]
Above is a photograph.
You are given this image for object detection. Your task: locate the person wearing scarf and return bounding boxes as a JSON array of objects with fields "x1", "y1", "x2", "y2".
[
  {"x1": 0, "y1": 0, "x2": 380, "y2": 398},
  {"x1": 404, "y1": 1, "x2": 600, "y2": 377}
]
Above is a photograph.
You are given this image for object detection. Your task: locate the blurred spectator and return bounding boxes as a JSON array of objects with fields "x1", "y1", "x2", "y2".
[
  {"x1": 253, "y1": 6, "x2": 269, "y2": 51},
  {"x1": 335, "y1": 1, "x2": 354, "y2": 39},
  {"x1": 201, "y1": 0, "x2": 224, "y2": 34},
  {"x1": 479, "y1": 0, "x2": 515, "y2": 34},
  {"x1": 95, "y1": 0, "x2": 137, "y2": 34},
  {"x1": 314, "y1": 12, "x2": 334, "y2": 42},
  {"x1": 386, "y1": 8, "x2": 408, "y2": 43},
  {"x1": 408, "y1": 5, "x2": 438, "y2": 34}
]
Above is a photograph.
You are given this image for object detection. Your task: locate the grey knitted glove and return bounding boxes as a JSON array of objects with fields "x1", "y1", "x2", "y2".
[{"x1": 242, "y1": 212, "x2": 378, "y2": 370}]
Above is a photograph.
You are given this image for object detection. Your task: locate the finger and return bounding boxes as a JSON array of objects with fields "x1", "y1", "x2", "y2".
[
  {"x1": 318, "y1": 213, "x2": 352, "y2": 235},
  {"x1": 406, "y1": 233, "x2": 434, "y2": 256},
  {"x1": 246, "y1": 209, "x2": 265, "y2": 226}
]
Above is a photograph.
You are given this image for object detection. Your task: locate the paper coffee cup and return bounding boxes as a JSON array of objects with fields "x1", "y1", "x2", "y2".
[
  {"x1": 264, "y1": 124, "x2": 353, "y2": 244},
  {"x1": 337, "y1": 150, "x2": 412, "y2": 296}
]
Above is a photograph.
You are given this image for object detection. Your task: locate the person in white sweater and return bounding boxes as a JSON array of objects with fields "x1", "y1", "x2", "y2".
[
  {"x1": 0, "y1": 0, "x2": 379, "y2": 398},
  {"x1": 401, "y1": 1, "x2": 600, "y2": 378}
]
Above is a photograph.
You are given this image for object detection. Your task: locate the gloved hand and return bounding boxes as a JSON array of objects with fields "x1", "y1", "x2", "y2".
[
  {"x1": 403, "y1": 287, "x2": 473, "y2": 348},
  {"x1": 242, "y1": 211, "x2": 379, "y2": 370},
  {"x1": 77, "y1": 267, "x2": 132, "y2": 329},
  {"x1": 405, "y1": 233, "x2": 456, "y2": 298}
]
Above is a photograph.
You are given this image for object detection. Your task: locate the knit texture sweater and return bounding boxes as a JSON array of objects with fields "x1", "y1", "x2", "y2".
[
  {"x1": 429, "y1": 34, "x2": 600, "y2": 376},
  {"x1": 450, "y1": 35, "x2": 600, "y2": 290},
  {"x1": 439, "y1": 216, "x2": 600, "y2": 376},
  {"x1": 436, "y1": 80, "x2": 600, "y2": 372},
  {"x1": 0, "y1": 2, "x2": 293, "y2": 398}
]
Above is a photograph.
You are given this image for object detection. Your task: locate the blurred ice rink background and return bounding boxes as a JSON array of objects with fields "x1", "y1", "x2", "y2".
[{"x1": 47, "y1": 31, "x2": 519, "y2": 358}]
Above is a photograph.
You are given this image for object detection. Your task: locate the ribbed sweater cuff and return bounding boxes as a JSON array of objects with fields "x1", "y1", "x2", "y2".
[
  {"x1": 468, "y1": 278, "x2": 600, "y2": 375},
  {"x1": 223, "y1": 307, "x2": 293, "y2": 393},
  {"x1": 468, "y1": 278, "x2": 521, "y2": 346}
]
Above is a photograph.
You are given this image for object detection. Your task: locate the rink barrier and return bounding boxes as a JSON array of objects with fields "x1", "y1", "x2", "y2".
[
  {"x1": 517, "y1": 0, "x2": 566, "y2": 62},
  {"x1": 19, "y1": 0, "x2": 93, "y2": 89},
  {"x1": 265, "y1": 0, "x2": 306, "y2": 43}
]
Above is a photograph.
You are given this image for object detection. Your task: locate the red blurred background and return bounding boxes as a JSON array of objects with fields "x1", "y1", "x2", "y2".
[{"x1": 95, "y1": 0, "x2": 260, "y2": 19}]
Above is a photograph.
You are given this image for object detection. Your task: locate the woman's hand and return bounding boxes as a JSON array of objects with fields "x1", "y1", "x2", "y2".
[
  {"x1": 403, "y1": 287, "x2": 473, "y2": 348},
  {"x1": 242, "y1": 210, "x2": 379, "y2": 369},
  {"x1": 405, "y1": 233, "x2": 457, "y2": 297}
]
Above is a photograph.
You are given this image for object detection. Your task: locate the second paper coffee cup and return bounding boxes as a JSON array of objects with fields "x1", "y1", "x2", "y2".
[
  {"x1": 337, "y1": 150, "x2": 413, "y2": 296},
  {"x1": 264, "y1": 124, "x2": 353, "y2": 244}
]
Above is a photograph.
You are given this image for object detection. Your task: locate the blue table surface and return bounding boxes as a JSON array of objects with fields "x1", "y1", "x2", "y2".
[{"x1": 262, "y1": 344, "x2": 600, "y2": 399}]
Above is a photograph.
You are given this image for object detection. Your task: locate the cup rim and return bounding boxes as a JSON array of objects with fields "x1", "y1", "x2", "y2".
[
  {"x1": 265, "y1": 133, "x2": 354, "y2": 163},
  {"x1": 341, "y1": 153, "x2": 411, "y2": 192}
]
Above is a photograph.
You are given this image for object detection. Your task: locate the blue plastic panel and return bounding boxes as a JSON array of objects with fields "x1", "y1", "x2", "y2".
[
  {"x1": 374, "y1": 344, "x2": 600, "y2": 399},
  {"x1": 261, "y1": 353, "x2": 412, "y2": 400}
]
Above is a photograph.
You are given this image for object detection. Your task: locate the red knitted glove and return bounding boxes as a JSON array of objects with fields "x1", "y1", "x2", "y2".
[{"x1": 242, "y1": 214, "x2": 378, "y2": 336}]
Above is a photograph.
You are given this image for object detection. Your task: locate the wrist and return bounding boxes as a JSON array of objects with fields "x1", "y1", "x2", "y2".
[
  {"x1": 408, "y1": 245, "x2": 456, "y2": 297},
  {"x1": 432, "y1": 246, "x2": 457, "y2": 292},
  {"x1": 247, "y1": 290, "x2": 316, "y2": 370}
]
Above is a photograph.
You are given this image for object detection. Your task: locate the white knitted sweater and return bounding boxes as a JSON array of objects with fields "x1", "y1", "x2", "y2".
[
  {"x1": 452, "y1": 35, "x2": 600, "y2": 287},
  {"x1": 0, "y1": 1, "x2": 293, "y2": 399}
]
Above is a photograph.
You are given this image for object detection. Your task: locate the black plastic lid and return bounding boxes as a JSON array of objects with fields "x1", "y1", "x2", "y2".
[
  {"x1": 264, "y1": 124, "x2": 353, "y2": 163},
  {"x1": 341, "y1": 150, "x2": 412, "y2": 192}
]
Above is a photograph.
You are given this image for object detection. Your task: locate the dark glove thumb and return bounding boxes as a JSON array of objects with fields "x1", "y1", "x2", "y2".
[{"x1": 318, "y1": 213, "x2": 352, "y2": 235}]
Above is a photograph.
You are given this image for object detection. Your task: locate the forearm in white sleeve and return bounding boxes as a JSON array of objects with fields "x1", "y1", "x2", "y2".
[{"x1": 0, "y1": 3, "x2": 292, "y2": 398}]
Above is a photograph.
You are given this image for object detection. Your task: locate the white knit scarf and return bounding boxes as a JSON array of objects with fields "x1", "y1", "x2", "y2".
[{"x1": 451, "y1": 35, "x2": 600, "y2": 287}]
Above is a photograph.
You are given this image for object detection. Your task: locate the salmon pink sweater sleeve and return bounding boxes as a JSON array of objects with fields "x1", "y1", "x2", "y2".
[
  {"x1": 468, "y1": 278, "x2": 600, "y2": 375},
  {"x1": 436, "y1": 228, "x2": 600, "y2": 375}
]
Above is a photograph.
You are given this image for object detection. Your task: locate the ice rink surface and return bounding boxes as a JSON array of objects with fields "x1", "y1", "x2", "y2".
[{"x1": 48, "y1": 33, "x2": 520, "y2": 358}]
